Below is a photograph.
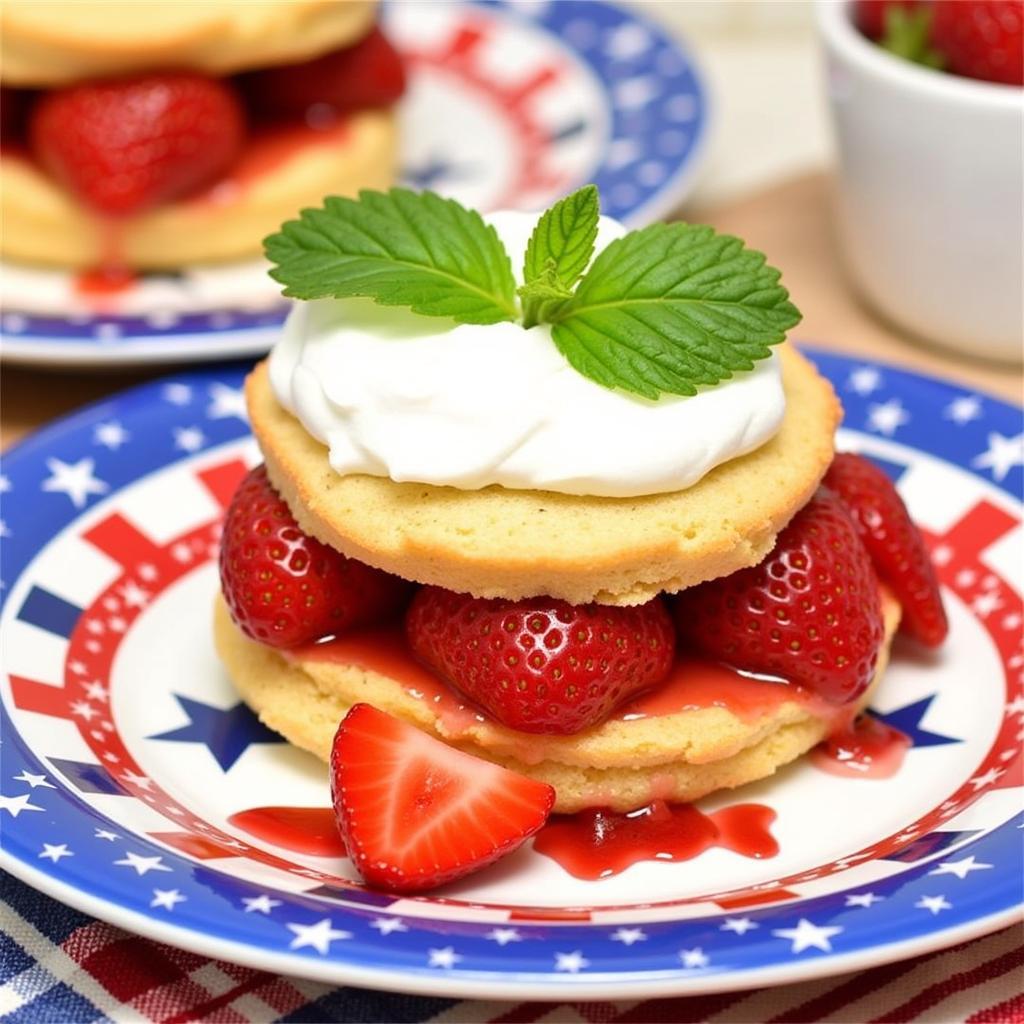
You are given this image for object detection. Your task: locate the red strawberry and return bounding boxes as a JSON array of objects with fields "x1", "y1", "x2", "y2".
[
  {"x1": 331, "y1": 703, "x2": 554, "y2": 892},
  {"x1": 823, "y1": 453, "x2": 948, "y2": 647},
  {"x1": 673, "y1": 492, "x2": 884, "y2": 706},
  {"x1": 29, "y1": 73, "x2": 245, "y2": 216},
  {"x1": 931, "y1": 1, "x2": 1024, "y2": 85},
  {"x1": 406, "y1": 588, "x2": 675, "y2": 735},
  {"x1": 1, "y1": 87, "x2": 27, "y2": 145},
  {"x1": 219, "y1": 464, "x2": 410, "y2": 648},
  {"x1": 239, "y1": 27, "x2": 405, "y2": 122},
  {"x1": 855, "y1": 0, "x2": 920, "y2": 40}
]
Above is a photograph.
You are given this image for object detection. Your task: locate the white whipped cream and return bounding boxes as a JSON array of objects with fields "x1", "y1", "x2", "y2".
[{"x1": 269, "y1": 211, "x2": 786, "y2": 498}]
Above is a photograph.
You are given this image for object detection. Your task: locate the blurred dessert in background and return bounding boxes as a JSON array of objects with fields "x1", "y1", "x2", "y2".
[{"x1": 0, "y1": 1, "x2": 404, "y2": 270}]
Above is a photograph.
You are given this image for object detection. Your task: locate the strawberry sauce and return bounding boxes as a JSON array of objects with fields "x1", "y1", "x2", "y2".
[
  {"x1": 810, "y1": 715, "x2": 911, "y2": 779},
  {"x1": 532, "y1": 801, "x2": 778, "y2": 880},
  {"x1": 227, "y1": 806, "x2": 347, "y2": 857},
  {"x1": 292, "y1": 626, "x2": 487, "y2": 735},
  {"x1": 295, "y1": 630, "x2": 820, "y2": 731}
]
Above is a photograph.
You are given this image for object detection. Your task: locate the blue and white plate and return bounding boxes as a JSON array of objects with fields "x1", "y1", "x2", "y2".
[
  {"x1": 0, "y1": 0, "x2": 708, "y2": 369},
  {"x1": 0, "y1": 350, "x2": 1021, "y2": 998}
]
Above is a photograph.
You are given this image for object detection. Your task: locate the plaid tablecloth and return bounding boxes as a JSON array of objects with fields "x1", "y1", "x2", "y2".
[{"x1": 2, "y1": 873, "x2": 1021, "y2": 1023}]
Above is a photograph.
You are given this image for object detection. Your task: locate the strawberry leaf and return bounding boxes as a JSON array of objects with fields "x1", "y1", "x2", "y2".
[
  {"x1": 549, "y1": 222, "x2": 801, "y2": 399},
  {"x1": 264, "y1": 187, "x2": 518, "y2": 324}
]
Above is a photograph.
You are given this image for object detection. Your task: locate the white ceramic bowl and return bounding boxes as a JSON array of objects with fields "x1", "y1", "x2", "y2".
[{"x1": 817, "y1": 0, "x2": 1023, "y2": 361}]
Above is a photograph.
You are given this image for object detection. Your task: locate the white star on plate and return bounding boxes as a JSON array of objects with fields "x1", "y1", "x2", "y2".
[
  {"x1": 82, "y1": 682, "x2": 109, "y2": 702},
  {"x1": 486, "y1": 928, "x2": 521, "y2": 946},
  {"x1": 916, "y1": 895, "x2": 952, "y2": 915},
  {"x1": 39, "y1": 843, "x2": 73, "y2": 863},
  {"x1": 972, "y1": 432, "x2": 1023, "y2": 482},
  {"x1": 287, "y1": 918, "x2": 351, "y2": 954},
  {"x1": 69, "y1": 700, "x2": 98, "y2": 721},
  {"x1": 41, "y1": 457, "x2": 109, "y2": 509},
  {"x1": 772, "y1": 918, "x2": 843, "y2": 954},
  {"x1": 370, "y1": 917, "x2": 408, "y2": 936},
  {"x1": 207, "y1": 383, "x2": 248, "y2": 421},
  {"x1": 13, "y1": 771, "x2": 55, "y2": 789},
  {"x1": 174, "y1": 427, "x2": 206, "y2": 453},
  {"x1": 150, "y1": 888, "x2": 186, "y2": 910},
  {"x1": 242, "y1": 894, "x2": 281, "y2": 914},
  {"x1": 118, "y1": 581, "x2": 150, "y2": 610},
  {"x1": 613, "y1": 76, "x2": 660, "y2": 110},
  {"x1": 163, "y1": 383, "x2": 192, "y2": 406},
  {"x1": 95, "y1": 829, "x2": 119, "y2": 841},
  {"x1": 119, "y1": 769, "x2": 153, "y2": 791},
  {"x1": 93, "y1": 421, "x2": 130, "y2": 450},
  {"x1": 931, "y1": 544, "x2": 954, "y2": 567},
  {"x1": 930, "y1": 855, "x2": 993, "y2": 880},
  {"x1": 679, "y1": 948, "x2": 709, "y2": 969},
  {"x1": 0, "y1": 519, "x2": 10, "y2": 539},
  {"x1": 0, "y1": 474, "x2": 10, "y2": 493},
  {"x1": 847, "y1": 367, "x2": 882, "y2": 395},
  {"x1": 720, "y1": 917, "x2": 758, "y2": 935},
  {"x1": 0, "y1": 793, "x2": 44, "y2": 817},
  {"x1": 971, "y1": 591, "x2": 1004, "y2": 618},
  {"x1": 845, "y1": 892, "x2": 884, "y2": 908},
  {"x1": 944, "y1": 395, "x2": 983, "y2": 425},
  {"x1": 968, "y1": 767, "x2": 1005, "y2": 790},
  {"x1": 84, "y1": 619, "x2": 105, "y2": 636},
  {"x1": 606, "y1": 137, "x2": 641, "y2": 170},
  {"x1": 137, "y1": 563, "x2": 159, "y2": 582},
  {"x1": 171, "y1": 543, "x2": 194, "y2": 564},
  {"x1": 1006, "y1": 695, "x2": 1024, "y2": 716},
  {"x1": 610, "y1": 927, "x2": 646, "y2": 945},
  {"x1": 428, "y1": 946, "x2": 462, "y2": 969},
  {"x1": 68, "y1": 660, "x2": 87, "y2": 676},
  {"x1": 554, "y1": 950, "x2": 589, "y2": 973},
  {"x1": 866, "y1": 398, "x2": 910, "y2": 437},
  {"x1": 115, "y1": 851, "x2": 171, "y2": 876},
  {"x1": 604, "y1": 23, "x2": 652, "y2": 59}
]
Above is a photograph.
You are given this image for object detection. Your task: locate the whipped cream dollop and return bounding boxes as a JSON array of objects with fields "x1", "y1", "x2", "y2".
[{"x1": 269, "y1": 211, "x2": 786, "y2": 498}]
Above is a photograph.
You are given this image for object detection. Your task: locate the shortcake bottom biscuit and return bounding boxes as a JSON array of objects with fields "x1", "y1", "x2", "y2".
[
  {"x1": 1, "y1": 109, "x2": 395, "y2": 269},
  {"x1": 214, "y1": 590, "x2": 900, "y2": 813}
]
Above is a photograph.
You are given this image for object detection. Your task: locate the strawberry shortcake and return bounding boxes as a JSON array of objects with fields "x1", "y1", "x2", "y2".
[
  {"x1": 0, "y1": 0, "x2": 402, "y2": 269},
  {"x1": 212, "y1": 184, "x2": 947, "y2": 890}
]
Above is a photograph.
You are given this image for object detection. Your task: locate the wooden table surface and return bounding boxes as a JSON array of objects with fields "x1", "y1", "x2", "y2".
[{"x1": 1, "y1": 172, "x2": 1019, "y2": 449}]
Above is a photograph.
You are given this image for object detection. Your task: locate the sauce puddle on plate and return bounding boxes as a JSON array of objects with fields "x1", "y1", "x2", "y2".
[
  {"x1": 810, "y1": 714, "x2": 911, "y2": 779},
  {"x1": 228, "y1": 806, "x2": 347, "y2": 858}
]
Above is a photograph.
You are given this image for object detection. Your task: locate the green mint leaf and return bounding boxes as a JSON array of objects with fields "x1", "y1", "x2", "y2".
[
  {"x1": 881, "y1": 6, "x2": 945, "y2": 70},
  {"x1": 549, "y1": 222, "x2": 801, "y2": 400},
  {"x1": 264, "y1": 187, "x2": 518, "y2": 324},
  {"x1": 523, "y1": 184, "x2": 600, "y2": 290},
  {"x1": 519, "y1": 259, "x2": 573, "y2": 328}
]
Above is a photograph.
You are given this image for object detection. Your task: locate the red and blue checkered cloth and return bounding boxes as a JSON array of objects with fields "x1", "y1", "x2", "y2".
[{"x1": 2, "y1": 873, "x2": 1020, "y2": 1023}]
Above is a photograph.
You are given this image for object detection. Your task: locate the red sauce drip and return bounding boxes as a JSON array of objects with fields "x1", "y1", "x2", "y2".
[
  {"x1": 295, "y1": 630, "x2": 819, "y2": 732},
  {"x1": 810, "y1": 715, "x2": 911, "y2": 779},
  {"x1": 618, "y1": 659, "x2": 826, "y2": 724},
  {"x1": 74, "y1": 264, "x2": 136, "y2": 298},
  {"x1": 292, "y1": 626, "x2": 487, "y2": 735},
  {"x1": 228, "y1": 806, "x2": 347, "y2": 857},
  {"x1": 532, "y1": 801, "x2": 778, "y2": 880}
]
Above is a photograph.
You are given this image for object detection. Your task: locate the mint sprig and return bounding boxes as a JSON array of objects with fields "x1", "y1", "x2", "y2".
[
  {"x1": 265, "y1": 188, "x2": 517, "y2": 324},
  {"x1": 266, "y1": 185, "x2": 801, "y2": 399},
  {"x1": 548, "y1": 223, "x2": 801, "y2": 399},
  {"x1": 519, "y1": 184, "x2": 599, "y2": 328}
]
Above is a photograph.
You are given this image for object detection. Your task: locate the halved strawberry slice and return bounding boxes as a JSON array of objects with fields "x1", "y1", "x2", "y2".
[{"x1": 330, "y1": 704, "x2": 554, "y2": 893}]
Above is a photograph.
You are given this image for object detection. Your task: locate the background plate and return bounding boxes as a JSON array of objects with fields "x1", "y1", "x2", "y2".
[
  {"x1": 1, "y1": 350, "x2": 1021, "y2": 999},
  {"x1": 0, "y1": 0, "x2": 708, "y2": 368}
]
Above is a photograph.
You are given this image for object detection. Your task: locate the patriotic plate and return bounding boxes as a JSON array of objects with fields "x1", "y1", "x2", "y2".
[
  {"x1": 0, "y1": 0, "x2": 707, "y2": 369},
  {"x1": 0, "y1": 350, "x2": 1021, "y2": 1000}
]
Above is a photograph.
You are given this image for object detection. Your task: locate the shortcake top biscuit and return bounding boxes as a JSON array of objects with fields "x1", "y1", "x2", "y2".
[
  {"x1": 214, "y1": 589, "x2": 900, "y2": 812},
  {"x1": 248, "y1": 343, "x2": 841, "y2": 605},
  {"x1": 1, "y1": 1, "x2": 377, "y2": 87}
]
